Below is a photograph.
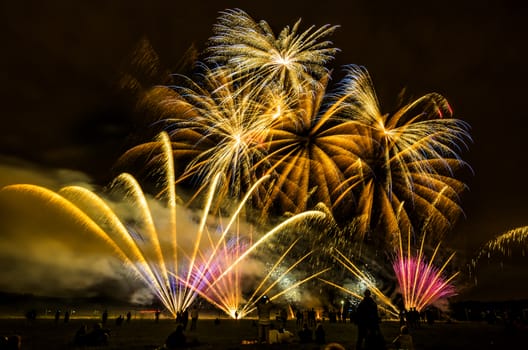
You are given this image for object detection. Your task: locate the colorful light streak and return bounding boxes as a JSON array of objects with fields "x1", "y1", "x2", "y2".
[
  {"x1": 320, "y1": 248, "x2": 400, "y2": 318},
  {"x1": 1, "y1": 132, "x2": 327, "y2": 318},
  {"x1": 474, "y1": 225, "x2": 528, "y2": 261},
  {"x1": 136, "y1": 9, "x2": 471, "y2": 245},
  {"x1": 393, "y1": 229, "x2": 458, "y2": 312}
]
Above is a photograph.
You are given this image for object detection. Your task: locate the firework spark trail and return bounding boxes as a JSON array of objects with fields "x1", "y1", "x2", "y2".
[
  {"x1": 318, "y1": 278, "x2": 397, "y2": 318},
  {"x1": 160, "y1": 66, "x2": 295, "y2": 204},
  {"x1": 255, "y1": 75, "x2": 362, "y2": 218},
  {"x1": 322, "y1": 248, "x2": 399, "y2": 317},
  {"x1": 206, "y1": 8, "x2": 339, "y2": 95},
  {"x1": 2, "y1": 131, "x2": 328, "y2": 318},
  {"x1": 130, "y1": 9, "x2": 471, "y2": 248},
  {"x1": 394, "y1": 227, "x2": 458, "y2": 312},
  {"x1": 474, "y1": 226, "x2": 528, "y2": 262},
  {"x1": 1, "y1": 183, "x2": 182, "y2": 315},
  {"x1": 334, "y1": 64, "x2": 472, "y2": 241}
]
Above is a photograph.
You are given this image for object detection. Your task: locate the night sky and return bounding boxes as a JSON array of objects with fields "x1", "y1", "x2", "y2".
[{"x1": 1, "y1": 0, "x2": 527, "y2": 301}]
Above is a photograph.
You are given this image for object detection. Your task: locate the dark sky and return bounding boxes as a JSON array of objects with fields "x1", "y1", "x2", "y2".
[{"x1": 1, "y1": 0, "x2": 527, "y2": 301}]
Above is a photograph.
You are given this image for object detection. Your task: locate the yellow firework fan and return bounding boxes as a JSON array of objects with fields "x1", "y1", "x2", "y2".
[
  {"x1": 255, "y1": 74, "x2": 362, "y2": 219},
  {"x1": 206, "y1": 8, "x2": 339, "y2": 93},
  {"x1": 130, "y1": 10, "x2": 471, "y2": 245},
  {"x1": 334, "y1": 65, "x2": 471, "y2": 241},
  {"x1": 475, "y1": 226, "x2": 528, "y2": 261}
]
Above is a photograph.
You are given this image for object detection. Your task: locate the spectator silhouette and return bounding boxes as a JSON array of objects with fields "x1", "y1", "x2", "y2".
[
  {"x1": 308, "y1": 308, "x2": 316, "y2": 326},
  {"x1": 256, "y1": 296, "x2": 273, "y2": 343},
  {"x1": 315, "y1": 323, "x2": 326, "y2": 345},
  {"x1": 162, "y1": 324, "x2": 199, "y2": 349},
  {"x1": 126, "y1": 311, "x2": 132, "y2": 323},
  {"x1": 269, "y1": 325, "x2": 294, "y2": 344},
  {"x1": 73, "y1": 324, "x2": 88, "y2": 346},
  {"x1": 182, "y1": 308, "x2": 189, "y2": 330},
  {"x1": 355, "y1": 289, "x2": 381, "y2": 350},
  {"x1": 102, "y1": 309, "x2": 108, "y2": 325},
  {"x1": 391, "y1": 325, "x2": 414, "y2": 350},
  {"x1": 190, "y1": 306, "x2": 199, "y2": 331},
  {"x1": 4, "y1": 335, "x2": 21, "y2": 350},
  {"x1": 298, "y1": 323, "x2": 313, "y2": 343},
  {"x1": 296, "y1": 309, "x2": 303, "y2": 327},
  {"x1": 165, "y1": 324, "x2": 186, "y2": 349},
  {"x1": 280, "y1": 307, "x2": 288, "y2": 328},
  {"x1": 84, "y1": 323, "x2": 110, "y2": 346}
]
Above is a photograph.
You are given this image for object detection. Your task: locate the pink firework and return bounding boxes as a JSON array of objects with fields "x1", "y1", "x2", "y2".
[
  {"x1": 393, "y1": 254, "x2": 457, "y2": 312},
  {"x1": 393, "y1": 227, "x2": 458, "y2": 312}
]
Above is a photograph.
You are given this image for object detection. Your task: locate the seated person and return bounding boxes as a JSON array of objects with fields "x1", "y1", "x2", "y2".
[
  {"x1": 277, "y1": 328, "x2": 294, "y2": 343},
  {"x1": 315, "y1": 323, "x2": 326, "y2": 344},
  {"x1": 73, "y1": 324, "x2": 88, "y2": 346},
  {"x1": 162, "y1": 324, "x2": 200, "y2": 349},
  {"x1": 166, "y1": 325, "x2": 186, "y2": 349},
  {"x1": 269, "y1": 326, "x2": 294, "y2": 344},
  {"x1": 6, "y1": 335, "x2": 21, "y2": 350},
  {"x1": 84, "y1": 323, "x2": 110, "y2": 346},
  {"x1": 298, "y1": 323, "x2": 313, "y2": 343},
  {"x1": 391, "y1": 325, "x2": 414, "y2": 350}
]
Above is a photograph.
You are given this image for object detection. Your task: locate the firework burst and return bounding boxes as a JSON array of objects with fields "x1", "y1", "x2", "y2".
[
  {"x1": 206, "y1": 8, "x2": 339, "y2": 94},
  {"x1": 393, "y1": 226, "x2": 458, "y2": 312},
  {"x1": 334, "y1": 65, "x2": 472, "y2": 241},
  {"x1": 474, "y1": 225, "x2": 528, "y2": 262},
  {"x1": 320, "y1": 248, "x2": 400, "y2": 317},
  {"x1": 2, "y1": 132, "x2": 327, "y2": 318},
  {"x1": 131, "y1": 9, "x2": 471, "y2": 246},
  {"x1": 255, "y1": 75, "x2": 363, "y2": 219}
]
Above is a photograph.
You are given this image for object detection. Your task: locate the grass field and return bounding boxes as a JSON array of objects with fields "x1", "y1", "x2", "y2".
[{"x1": 1, "y1": 315, "x2": 527, "y2": 350}]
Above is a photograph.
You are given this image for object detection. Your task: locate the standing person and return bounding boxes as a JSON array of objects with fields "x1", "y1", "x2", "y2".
[
  {"x1": 126, "y1": 311, "x2": 132, "y2": 323},
  {"x1": 257, "y1": 295, "x2": 274, "y2": 344},
  {"x1": 102, "y1": 310, "x2": 108, "y2": 325},
  {"x1": 190, "y1": 306, "x2": 199, "y2": 331},
  {"x1": 280, "y1": 307, "x2": 288, "y2": 329},
  {"x1": 355, "y1": 290, "x2": 381, "y2": 350},
  {"x1": 308, "y1": 308, "x2": 316, "y2": 327},
  {"x1": 296, "y1": 309, "x2": 303, "y2": 327},
  {"x1": 182, "y1": 308, "x2": 189, "y2": 330}
]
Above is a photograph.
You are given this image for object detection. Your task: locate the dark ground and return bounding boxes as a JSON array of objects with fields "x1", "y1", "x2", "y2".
[{"x1": 0, "y1": 316, "x2": 527, "y2": 350}]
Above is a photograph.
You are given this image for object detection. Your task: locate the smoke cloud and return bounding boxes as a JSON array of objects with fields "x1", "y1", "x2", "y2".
[{"x1": 0, "y1": 157, "x2": 326, "y2": 309}]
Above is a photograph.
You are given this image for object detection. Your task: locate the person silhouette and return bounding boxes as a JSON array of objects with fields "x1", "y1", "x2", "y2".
[
  {"x1": 256, "y1": 296, "x2": 273, "y2": 343},
  {"x1": 392, "y1": 325, "x2": 414, "y2": 350},
  {"x1": 315, "y1": 323, "x2": 326, "y2": 344},
  {"x1": 298, "y1": 323, "x2": 313, "y2": 343},
  {"x1": 102, "y1": 309, "x2": 108, "y2": 325},
  {"x1": 165, "y1": 324, "x2": 186, "y2": 349},
  {"x1": 190, "y1": 306, "x2": 199, "y2": 331},
  {"x1": 355, "y1": 290, "x2": 380, "y2": 350}
]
